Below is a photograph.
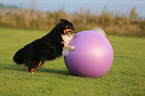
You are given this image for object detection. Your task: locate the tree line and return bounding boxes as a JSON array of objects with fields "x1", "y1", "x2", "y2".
[{"x1": 0, "y1": 7, "x2": 144, "y2": 37}]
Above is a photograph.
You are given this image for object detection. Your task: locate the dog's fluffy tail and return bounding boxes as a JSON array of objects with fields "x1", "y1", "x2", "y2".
[{"x1": 13, "y1": 48, "x2": 25, "y2": 65}]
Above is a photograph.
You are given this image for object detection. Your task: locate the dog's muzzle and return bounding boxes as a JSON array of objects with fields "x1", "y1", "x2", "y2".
[{"x1": 64, "y1": 29, "x2": 76, "y2": 37}]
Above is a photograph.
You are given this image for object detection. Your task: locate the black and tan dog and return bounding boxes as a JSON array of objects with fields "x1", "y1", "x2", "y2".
[{"x1": 13, "y1": 19, "x2": 76, "y2": 73}]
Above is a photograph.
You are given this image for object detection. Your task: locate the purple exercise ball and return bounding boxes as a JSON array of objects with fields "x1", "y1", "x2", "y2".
[{"x1": 64, "y1": 31, "x2": 113, "y2": 77}]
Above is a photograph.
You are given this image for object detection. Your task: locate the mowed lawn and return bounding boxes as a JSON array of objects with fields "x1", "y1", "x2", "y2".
[{"x1": 0, "y1": 27, "x2": 144, "y2": 96}]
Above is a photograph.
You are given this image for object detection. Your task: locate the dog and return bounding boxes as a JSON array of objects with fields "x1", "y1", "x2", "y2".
[{"x1": 13, "y1": 19, "x2": 76, "y2": 73}]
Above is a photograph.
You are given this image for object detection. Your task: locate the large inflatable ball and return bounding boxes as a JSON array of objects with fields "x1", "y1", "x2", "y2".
[{"x1": 64, "y1": 31, "x2": 113, "y2": 77}]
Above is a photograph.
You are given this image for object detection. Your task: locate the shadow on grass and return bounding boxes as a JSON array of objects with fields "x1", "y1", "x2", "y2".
[
  {"x1": 4, "y1": 64, "x2": 72, "y2": 76},
  {"x1": 38, "y1": 67, "x2": 72, "y2": 76}
]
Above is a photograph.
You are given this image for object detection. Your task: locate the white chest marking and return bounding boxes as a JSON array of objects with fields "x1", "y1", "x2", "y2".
[{"x1": 61, "y1": 35, "x2": 73, "y2": 46}]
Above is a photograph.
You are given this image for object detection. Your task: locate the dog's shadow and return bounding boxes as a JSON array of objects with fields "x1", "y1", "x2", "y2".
[
  {"x1": 39, "y1": 67, "x2": 72, "y2": 76},
  {"x1": 6, "y1": 64, "x2": 72, "y2": 76}
]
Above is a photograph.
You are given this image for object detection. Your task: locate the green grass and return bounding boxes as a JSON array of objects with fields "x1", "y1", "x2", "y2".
[{"x1": 0, "y1": 27, "x2": 144, "y2": 96}]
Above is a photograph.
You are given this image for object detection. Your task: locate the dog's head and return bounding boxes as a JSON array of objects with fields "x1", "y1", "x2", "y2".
[{"x1": 60, "y1": 19, "x2": 76, "y2": 37}]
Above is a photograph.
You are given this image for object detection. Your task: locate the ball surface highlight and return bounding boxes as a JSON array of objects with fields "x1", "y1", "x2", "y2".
[{"x1": 64, "y1": 31, "x2": 113, "y2": 77}]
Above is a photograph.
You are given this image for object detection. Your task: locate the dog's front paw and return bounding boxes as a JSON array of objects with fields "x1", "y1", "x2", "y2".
[
  {"x1": 62, "y1": 46, "x2": 75, "y2": 56},
  {"x1": 62, "y1": 48, "x2": 69, "y2": 56},
  {"x1": 69, "y1": 46, "x2": 75, "y2": 51}
]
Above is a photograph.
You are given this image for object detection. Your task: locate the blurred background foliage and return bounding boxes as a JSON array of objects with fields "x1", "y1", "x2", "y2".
[{"x1": 0, "y1": 3, "x2": 145, "y2": 37}]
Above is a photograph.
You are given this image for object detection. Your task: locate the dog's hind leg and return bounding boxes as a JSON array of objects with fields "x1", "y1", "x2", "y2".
[
  {"x1": 29, "y1": 64, "x2": 36, "y2": 73},
  {"x1": 28, "y1": 61, "x2": 38, "y2": 73},
  {"x1": 36, "y1": 61, "x2": 44, "y2": 69},
  {"x1": 30, "y1": 68, "x2": 35, "y2": 73},
  {"x1": 29, "y1": 60, "x2": 44, "y2": 73}
]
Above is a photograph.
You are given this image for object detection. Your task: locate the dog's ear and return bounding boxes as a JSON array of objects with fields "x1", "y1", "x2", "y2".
[{"x1": 60, "y1": 19, "x2": 68, "y2": 24}]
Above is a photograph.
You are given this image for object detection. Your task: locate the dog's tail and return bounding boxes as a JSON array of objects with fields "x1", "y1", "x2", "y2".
[{"x1": 13, "y1": 48, "x2": 25, "y2": 65}]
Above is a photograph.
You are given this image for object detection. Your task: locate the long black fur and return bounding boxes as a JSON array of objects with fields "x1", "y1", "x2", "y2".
[{"x1": 13, "y1": 19, "x2": 75, "y2": 73}]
